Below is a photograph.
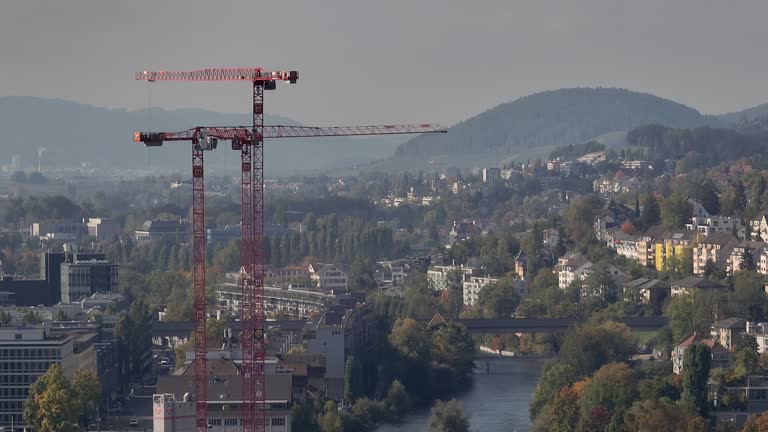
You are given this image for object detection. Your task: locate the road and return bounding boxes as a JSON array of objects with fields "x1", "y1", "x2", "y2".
[{"x1": 88, "y1": 385, "x2": 154, "y2": 432}]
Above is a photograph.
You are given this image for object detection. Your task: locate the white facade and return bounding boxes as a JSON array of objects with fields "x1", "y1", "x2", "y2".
[
  {"x1": 306, "y1": 326, "x2": 345, "y2": 379},
  {"x1": 685, "y1": 216, "x2": 744, "y2": 239},
  {"x1": 153, "y1": 393, "x2": 291, "y2": 432},
  {"x1": 309, "y1": 264, "x2": 348, "y2": 292},
  {"x1": 462, "y1": 276, "x2": 498, "y2": 306},
  {"x1": 427, "y1": 265, "x2": 475, "y2": 291},
  {"x1": 85, "y1": 217, "x2": 121, "y2": 242}
]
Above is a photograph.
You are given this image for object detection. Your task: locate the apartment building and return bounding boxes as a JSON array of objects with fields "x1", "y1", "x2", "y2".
[
  {"x1": 692, "y1": 233, "x2": 739, "y2": 276},
  {"x1": 556, "y1": 253, "x2": 589, "y2": 290},
  {"x1": 685, "y1": 216, "x2": 744, "y2": 239},
  {"x1": 427, "y1": 265, "x2": 475, "y2": 291},
  {"x1": 60, "y1": 259, "x2": 118, "y2": 303},
  {"x1": 308, "y1": 263, "x2": 348, "y2": 292}
]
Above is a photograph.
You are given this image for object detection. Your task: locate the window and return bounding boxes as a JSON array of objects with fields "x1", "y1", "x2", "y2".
[
  {"x1": 224, "y1": 418, "x2": 239, "y2": 426},
  {"x1": 271, "y1": 417, "x2": 286, "y2": 426},
  {"x1": 14, "y1": 334, "x2": 21, "y2": 340}
]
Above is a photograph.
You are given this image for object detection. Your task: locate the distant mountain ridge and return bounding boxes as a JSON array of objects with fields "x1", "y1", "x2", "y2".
[
  {"x1": 394, "y1": 88, "x2": 724, "y2": 166},
  {"x1": 0, "y1": 96, "x2": 404, "y2": 175}
]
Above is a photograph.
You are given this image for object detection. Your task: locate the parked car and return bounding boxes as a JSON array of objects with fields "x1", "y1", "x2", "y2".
[{"x1": 130, "y1": 418, "x2": 138, "y2": 427}]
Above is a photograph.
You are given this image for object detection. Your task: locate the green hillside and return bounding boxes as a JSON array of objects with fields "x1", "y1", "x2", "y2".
[{"x1": 395, "y1": 88, "x2": 715, "y2": 163}]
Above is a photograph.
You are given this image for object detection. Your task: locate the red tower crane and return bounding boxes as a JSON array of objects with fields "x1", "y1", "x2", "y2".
[{"x1": 136, "y1": 66, "x2": 446, "y2": 432}]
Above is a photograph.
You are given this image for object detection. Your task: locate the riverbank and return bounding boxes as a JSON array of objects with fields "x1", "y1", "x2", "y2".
[{"x1": 375, "y1": 357, "x2": 546, "y2": 432}]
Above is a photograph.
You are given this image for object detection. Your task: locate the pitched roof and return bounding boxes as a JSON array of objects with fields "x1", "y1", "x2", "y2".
[
  {"x1": 698, "y1": 233, "x2": 738, "y2": 247},
  {"x1": 672, "y1": 276, "x2": 727, "y2": 290},
  {"x1": 624, "y1": 278, "x2": 670, "y2": 290},
  {"x1": 676, "y1": 332, "x2": 728, "y2": 353},
  {"x1": 713, "y1": 317, "x2": 746, "y2": 330},
  {"x1": 427, "y1": 312, "x2": 447, "y2": 329}
]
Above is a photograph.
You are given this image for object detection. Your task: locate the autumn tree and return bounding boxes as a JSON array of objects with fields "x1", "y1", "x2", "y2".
[
  {"x1": 388, "y1": 318, "x2": 430, "y2": 362},
  {"x1": 623, "y1": 398, "x2": 708, "y2": 432},
  {"x1": 550, "y1": 386, "x2": 581, "y2": 432},
  {"x1": 25, "y1": 364, "x2": 102, "y2": 432}
]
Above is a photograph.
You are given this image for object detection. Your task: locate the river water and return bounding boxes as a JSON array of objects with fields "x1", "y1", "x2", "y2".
[{"x1": 375, "y1": 357, "x2": 546, "y2": 432}]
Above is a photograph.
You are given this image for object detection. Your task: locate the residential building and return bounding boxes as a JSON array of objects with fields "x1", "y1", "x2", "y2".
[
  {"x1": 135, "y1": 219, "x2": 191, "y2": 242},
  {"x1": 0, "y1": 326, "x2": 74, "y2": 432},
  {"x1": 710, "y1": 376, "x2": 768, "y2": 419},
  {"x1": 449, "y1": 220, "x2": 476, "y2": 241},
  {"x1": 685, "y1": 216, "x2": 744, "y2": 239},
  {"x1": 672, "y1": 332, "x2": 730, "y2": 374},
  {"x1": 670, "y1": 276, "x2": 728, "y2": 297},
  {"x1": 375, "y1": 260, "x2": 409, "y2": 286},
  {"x1": 216, "y1": 284, "x2": 334, "y2": 320},
  {"x1": 727, "y1": 242, "x2": 764, "y2": 275},
  {"x1": 654, "y1": 230, "x2": 695, "y2": 272},
  {"x1": 513, "y1": 250, "x2": 527, "y2": 280},
  {"x1": 623, "y1": 278, "x2": 670, "y2": 311},
  {"x1": 746, "y1": 322, "x2": 768, "y2": 353},
  {"x1": 556, "y1": 253, "x2": 589, "y2": 290},
  {"x1": 750, "y1": 213, "x2": 768, "y2": 242},
  {"x1": 265, "y1": 266, "x2": 310, "y2": 284},
  {"x1": 462, "y1": 276, "x2": 498, "y2": 306},
  {"x1": 593, "y1": 203, "x2": 635, "y2": 242},
  {"x1": 427, "y1": 265, "x2": 475, "y2": 291},
  {"x1": 84, "y1": 217, "x2": 121, "y2": 242},
  {"x1": 692, "y1": 233, "x2": 739, "y2": 276},
  {"x1": 482, "y1": 167, "x2": 501, "y2": 184},
  {"x1": 711, "y1": 318, "x2": 747, "y2": 350},
  {"x1": 308, "y1": 263, "x2": 348, "y2": 292},
  {"x1": 60, "y1": 258, "x2": 118, "y2": 303},
  {"x1": 689, "y1": 198, "x2": 711, "y2": 218},
  {"x1": 542, "y1": 228, "x2": 560, "y2": 250}
]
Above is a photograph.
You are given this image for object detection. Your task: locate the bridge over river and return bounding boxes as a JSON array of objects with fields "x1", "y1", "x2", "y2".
[{"x1": 457, "y1": 316, "x2": 668, "y2": 333}]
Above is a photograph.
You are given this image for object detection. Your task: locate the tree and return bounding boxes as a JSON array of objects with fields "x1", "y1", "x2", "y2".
[
  {"x1": 384, "y1": 379, "x2": 411, "y2": 418},
  {"x1": 578, "y1": 362, "x2": 637, "y2": 424},
  {"x1": 623, "y1": 398, "x2": 708, "y2": 432},
  {"x1": 742, "y1": 410, "x2": 768, "y2": 432},
  {"x1": 115, "y1": 300, "x2": 152, "y2": 379},
  {"x1": 73, "y1": 369, "x2": 101, "y2": 422},
  {"x1": 620, "y1": 221, "x2": 636, "y2": 235},
  {"x1": 550, "y1": 386, "x2": 581, "y2": 432},
  {"x1": 558, "y1": 321, "x2": 636, "y2": 375},
  {"x1": 388, "y1": 318, "x2": 430, "y2": 361},
  {"x1": 317, "y1": 400, "x2": 344, "y2": 432},
  {"x1": 732, "y1": 335, "x2": 760, "y2": 380},
  {"x1": 638, "y1": 193, "x2": 661, "y2": 229},
  {"x1": 530, "y1": 361, "x2": 580, "y2": 420},
  {"x1": 428, "y1": 399, "x2": 470, "y2": 432},
  {"x1": 660, "y1": 193, "x2": 692, "y2": 229},
  {"x1": 564, "y1": 195, "x2": 603, "y2": 249},
  {"x1": 477, "y1": 277, "x2": 521, "y2": 318},
  {"x1": 681, "y1": 343, "x2": 711, "y2": 417},
  {"x1": 24, "y1": 364, "x2": 79, "y2": 432},
  {"x1": 740, "y1": 248, "x2": 756, "y2": 271},
  {"x1": 430, "y1": 324, "x2": 476, "y2": 383},
  {"x1": 344, "y1": 355, "x2": 364, "y2": 403},
  {"x1": 0, "y1": 310, "x2": 12, "y2": 325},
  {"x1": 22, "y1": 309, "x2": 43, "y2": 325},
  {"x1": 734, "y1": 180, "x2": 748, "y2": 214},
  {"x1": 55, "y1": 309, "x2": 70, "y2": 321}
]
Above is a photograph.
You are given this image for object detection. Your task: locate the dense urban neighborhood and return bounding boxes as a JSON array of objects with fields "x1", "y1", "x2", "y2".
[{"x1": 3, "y1": 114, "x2": 768, "y2": 432}]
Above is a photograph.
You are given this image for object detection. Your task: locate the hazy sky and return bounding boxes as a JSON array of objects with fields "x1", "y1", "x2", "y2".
[{"x1": 2, "y1": 1, "x2": 767, "y2": 126}]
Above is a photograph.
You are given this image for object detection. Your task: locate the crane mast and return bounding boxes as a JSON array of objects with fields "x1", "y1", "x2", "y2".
[{"x1": 135, "y1": 67, "x2": 445, "y2": 432}]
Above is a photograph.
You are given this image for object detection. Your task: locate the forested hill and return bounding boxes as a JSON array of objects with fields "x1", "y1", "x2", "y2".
[
  {"x1": 394, "y1": 88, "x2": 715, "y2": 164},
  {"x1": 0, "y1": 96, "x2": 404, "y2": 175}
]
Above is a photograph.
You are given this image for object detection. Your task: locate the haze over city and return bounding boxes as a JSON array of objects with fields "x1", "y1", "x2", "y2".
[
  {"x1": 2, "y1": 1, "x2": 768, "y2": 125},
  {"x1": 5, "y1": 2, "x2": 768, "y2": 432}
]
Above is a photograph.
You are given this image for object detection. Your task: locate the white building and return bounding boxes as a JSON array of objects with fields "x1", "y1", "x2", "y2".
[
  {"x1": 751, "y1": 213, "x2": 768, "y2": 242},
  {"x1": 427, "y1": 265, "x2": 475, "y2": 291},
  {"x1": 556, "y1": 253, "x2": 589, "y2": 290},
  {"x1": 308, "y1": 263, "x2": 348, "y2": 292},
  {"x1": 462, "y1": 276, "x2": 498, "y2": 306},
  {"x1": 216, "y1": 284, "x2": 334, "y2": 320},
  {"x1": 685, "y1": 216, "x2": 744, "y2": 239}
]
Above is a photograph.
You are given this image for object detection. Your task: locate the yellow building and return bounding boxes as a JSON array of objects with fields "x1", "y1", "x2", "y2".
[{"x1": 654, "y1": 231, "x2": 696, "y2": 272}]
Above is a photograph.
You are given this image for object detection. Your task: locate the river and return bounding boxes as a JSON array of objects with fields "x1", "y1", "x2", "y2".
[{"x1": 375, "y1": 357, "x2": 546, "y2": 432}]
